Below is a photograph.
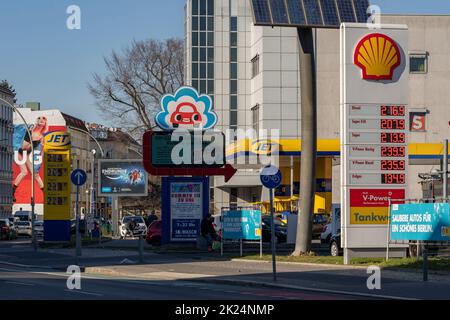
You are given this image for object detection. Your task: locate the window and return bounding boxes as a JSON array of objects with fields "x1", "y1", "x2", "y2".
[
  {"x1": 230, "y1": 80, "x2": 237, "y2": 94},
  {"x1": 251, "y1": 54, "x2": 260, "y2": 78},
  {"x1": 230, "y1": 63, "x2": 238, "y2": 79},
  {"x1": 410, "y1": 53, "x2": 428, "y2": 73},
  {"x1": 252, "y1": 104, "x2": 260, "y2": 133},
  {"x1": 230, "y1": 48, "x2": 237, "y2": 62},
  {"x1": 230, "y1": 33, "x2": 238, "y2": 46},
  {"x1": 230, "y1": 17, "x2": 238, "y2": 32},
  {"x1": 230, "y1": 96, "x2": 237, "y2": 110}
]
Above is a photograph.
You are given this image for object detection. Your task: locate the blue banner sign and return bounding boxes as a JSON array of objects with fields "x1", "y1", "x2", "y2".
[
  {"x1": 390, "y1": 203, "x2": 450, "y2": 241},
  {"x1": 223, "y1": 210, "x2": 262, "y2": 241}
]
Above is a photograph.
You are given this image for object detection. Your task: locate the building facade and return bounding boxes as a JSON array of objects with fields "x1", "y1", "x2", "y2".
[
  {"x1": 185, "y1": 1, "x2": 450, "y2": 213},
  {"x1": 0, "y1": 87, "x2": 14, "y2": 218}
]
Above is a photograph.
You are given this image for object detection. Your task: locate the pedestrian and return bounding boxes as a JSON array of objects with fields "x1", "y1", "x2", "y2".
[
  {"x1": 147, "y1": 210, "x2": 158, "y2": 227},
  {"x1": 201, "y1": 214, "x2": 217, "y2": 252}
]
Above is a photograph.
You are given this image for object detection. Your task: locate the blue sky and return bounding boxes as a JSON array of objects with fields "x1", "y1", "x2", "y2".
[{"x1": 1, "y1": 0, "x2": 450, "y2": 125}]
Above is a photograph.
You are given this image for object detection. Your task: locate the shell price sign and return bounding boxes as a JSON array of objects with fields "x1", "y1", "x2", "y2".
[{"x1": 340, "y1": 24, "x2": 409, "y2": 261}]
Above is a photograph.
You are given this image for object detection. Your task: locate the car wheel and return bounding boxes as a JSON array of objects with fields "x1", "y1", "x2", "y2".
[{"x1": 330, "y1": 241, "x2": 340, "y2": 257}]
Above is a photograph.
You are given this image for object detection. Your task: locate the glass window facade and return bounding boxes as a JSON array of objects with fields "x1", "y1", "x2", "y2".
[
  {"x1": 230, "y1": 16, "x2": 238, "y2": 131},
  {"x1": 410, "y1": 54, "x2": 428, "y2": 73},
  {"x1": 191, "y1": 0, "x2": 214, "y2": 96},
  {"x1": 0, "y1": 93, "x2": 14, "y2": 217}
]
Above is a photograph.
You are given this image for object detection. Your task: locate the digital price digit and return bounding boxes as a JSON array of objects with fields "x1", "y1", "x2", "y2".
[
  {"x1": 381, "y1": 133, "x2": 406, "y2": 143},
  {"x1": 381, "y1": 160, "x2": 406, "y2": 171},
  {"x1": 380, "y1": 106, "x2": 406, "y2": 117},
  {"x1": 382, "y1": 174, "x2": 406, "y2": 184},
  {"x1": 381, "y1": 147, "x2": 406, "y2": 157},
  {"x1": 381, "y1": 119, "x2": 406, "y2": 130}
]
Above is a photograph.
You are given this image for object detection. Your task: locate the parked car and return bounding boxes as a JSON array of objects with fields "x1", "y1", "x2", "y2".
[
  {"x1": 261, "y1": 216, "x2": 287, "y2": 243},
  {"x1": 15, "y1": 221, "x2": 32, "y2": 237},
  {"x1": 119, "y1": 216, "x2": 147, "y2": 238},
  {"x1": 320, "y1": 223, "x2": 332, "y2": 245},
  {"x1": 14, "y1": 210, "x2": 32, "y2": 222},
  {"x1": 146, "y1": 221, "x2": 162, "y2": 246},
  {"x1": 0, "y1": 219, "x2": 18, "y2": 240},
  {"x1": 313, "y1": 214, "x2": 330, "y2": 239},
  {"x1": 34, "y1": 221, "x2": 44, "y2": 238},
  {"x1": 330, "y1": 233, "x2": 343, "y2": 257}
]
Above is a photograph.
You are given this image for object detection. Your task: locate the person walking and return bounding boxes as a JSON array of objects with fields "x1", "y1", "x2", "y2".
[{"x1": 201, "y1": 214, "x2": 217, "y2": 252}]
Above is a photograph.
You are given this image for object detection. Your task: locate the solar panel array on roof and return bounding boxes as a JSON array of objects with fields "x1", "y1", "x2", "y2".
[{"x1": 250, "y1": 0, "x2": 371, "y2": 28}]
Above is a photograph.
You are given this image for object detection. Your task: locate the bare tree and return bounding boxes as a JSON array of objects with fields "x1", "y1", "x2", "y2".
[{"x1": 89, "y1": 38, "x2": 184, "y2": 140}]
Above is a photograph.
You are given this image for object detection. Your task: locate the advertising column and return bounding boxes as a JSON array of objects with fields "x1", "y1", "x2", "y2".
[{"x1": 341, "y1": 24, "x2": 409, "y2": 262}]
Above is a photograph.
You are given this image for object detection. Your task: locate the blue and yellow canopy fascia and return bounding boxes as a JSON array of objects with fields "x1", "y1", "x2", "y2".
[{"x1": 226, "y1": 139, "x2": 450, "y2": 160}]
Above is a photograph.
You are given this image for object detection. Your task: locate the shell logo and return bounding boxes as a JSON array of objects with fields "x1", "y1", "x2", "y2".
[{"x1": 354, "y1": 33, "x2": 401, "y2": 81}]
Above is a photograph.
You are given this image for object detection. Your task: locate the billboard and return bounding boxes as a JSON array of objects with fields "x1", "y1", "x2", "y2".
[
  {"x1": 98, "y1": 160, "x2": 148, "y2": 197},
  {"x1": 222, "y1": 210, "x2": 262, "y2": 241},
  {"x1": 12, "y1": 109, "x2": 67, "y2": 216},
  {"x1": 390, "y1": 203, "x2": 450, "y2": 241}
]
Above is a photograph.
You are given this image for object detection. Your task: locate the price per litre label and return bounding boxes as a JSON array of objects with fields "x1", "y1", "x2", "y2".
[
  {"x1": 348, "y1": 105, "x2": 406, "y2": 117},
  {"x1": 349, "y1": 118, "x2": 406, "y2": 130},
  {"x1": 349, "y1": 159, "x2": 406, "y2": 172},
  {"x1": 348, "y1": 145, "x2": 407, "y2": 158},
  {"x1": 349, "y1": 173, "x2": 406, "y2": 185}
]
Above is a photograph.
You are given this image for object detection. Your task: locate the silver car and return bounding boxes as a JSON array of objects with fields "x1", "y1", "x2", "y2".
[
  {"x1": 15, "y1": 221, "x2": 32, "y2": 237},
  {"x1": 34, "y1": 221, "x2": 44, "y2": 238}
]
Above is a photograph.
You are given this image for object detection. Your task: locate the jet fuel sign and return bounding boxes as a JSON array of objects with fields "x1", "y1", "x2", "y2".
[{"x1": 341, "y1": 24, "x2": 409, "y2": 252}]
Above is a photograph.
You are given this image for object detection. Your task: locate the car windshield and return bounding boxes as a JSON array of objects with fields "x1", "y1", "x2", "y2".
[
  {"x1": 35, "y1": 222, "x2": 44, "y2": 227},
  {"x1": 263, "y1": 218, "x2": 287, "y2": 227},
  {"x1": 16, "y1": 222, "x2": 30, "y2": 226},
  {"x1": 314, "y1": 215, "x2": 329, "y2": 224},
  {"x1": 123, "y1": 216, "x2": 144, "y2": 224}
]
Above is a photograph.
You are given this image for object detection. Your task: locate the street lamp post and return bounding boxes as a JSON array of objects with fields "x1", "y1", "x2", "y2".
[{"x1": 0, "y1": 97, "x2": 37, "y2": 251}]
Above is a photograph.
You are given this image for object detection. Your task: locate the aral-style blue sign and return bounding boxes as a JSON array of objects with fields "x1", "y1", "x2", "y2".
[
  {"x1": 223, "y1": 210, "x2": 262, "y2": 241},
  {"x1": 155, "y1": 86, "x2": 218, "y2": 131},
  {"x1": 390, "y1": 203, "x2": 450, "y2": 241},
  {"x1": 260, "y1": 165, "x2": 282, "y2": 189},
  {"x1": 71, "y1": 169, "x2": 87, "y2": 186}
]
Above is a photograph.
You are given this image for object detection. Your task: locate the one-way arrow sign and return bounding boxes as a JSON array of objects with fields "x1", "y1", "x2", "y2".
[{"x1": 71, "y1": 169, "x2": 87, "y2": 186}]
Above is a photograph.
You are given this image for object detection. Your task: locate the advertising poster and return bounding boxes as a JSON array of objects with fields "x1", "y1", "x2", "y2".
[
  {"x1": 390, "y1": 203, "x2": 450, "y2": 241},
  {"x1": 222, "y1": 210, "x2": 261, "y2": 241},
  {"x1": 98, "y1": 160, "x2": 148, "y2": 197},
  {"x1": 170, "y1": 182, "x2": 203, "y2": 241},
  {"x1": 12, "y1": 109, "x2": 67, "y2": 217}
]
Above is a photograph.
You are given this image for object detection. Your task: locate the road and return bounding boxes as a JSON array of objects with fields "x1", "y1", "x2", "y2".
[{"x1": 0, "y1": 238, "x2": 359, "y2": 300}]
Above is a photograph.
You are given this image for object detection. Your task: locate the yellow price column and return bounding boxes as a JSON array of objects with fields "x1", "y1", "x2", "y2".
[{"x1": 43, "y1": 131, "x2": 72, "y2": 242}]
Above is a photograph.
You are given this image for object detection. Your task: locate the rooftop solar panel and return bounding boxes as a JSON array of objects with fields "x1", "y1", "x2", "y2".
[
  {"x1": 320, "y1": 0, "x2": 340, "y2": 26},
  {"x1": 303, "y1": 0, "x2": 324, "y2": 26},
  {"x1": 250, "y1": 0, "x2": 370, "y2": 28},
  {"x1": 286, "y1": 0, "x2": 307, "y2": 25},
  {"x1": 337, "y1": 0, "x2": 356, "y2": 23},
  {"x1": 252, "y1": 0, "x2": 272, "y2": 24},
  {"x1": 353, "y1": 0, "x2": 370, "y2": 23},
  {"x1": 269, "y1": 0, "x2": 289, "y2": 24}
]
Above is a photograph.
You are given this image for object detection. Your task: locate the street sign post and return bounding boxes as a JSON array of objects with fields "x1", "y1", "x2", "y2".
[
  {"x1": 260, "y1": 165, "x2": 282, "y2": 282},
  {"x1": 71, "y1": 169, "x2": 87, "y2": 258}
]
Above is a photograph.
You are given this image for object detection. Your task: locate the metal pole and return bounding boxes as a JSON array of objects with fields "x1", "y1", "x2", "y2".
[
  {"x1": 444, "y1": 139, "x2": 448, "y2": 200},
  {"x1": 240, "y1": 238, "x2": 243, "y2": 257},
  {"x1": 139, "y1": 235, "x2": 144, "y2": 263},
  {"x1": 76, "y1": 185, "x2": 81, "y2": 257},
  {"x1": 423, "y1": 244, "x2": 428, "y2": 282},
  {"x1": 386, "y1": 198, "x2": 391, "y2": 261},
  {"x1": 260, "y1": 207, "x2": 263, "y2": 258},
  {"x1": 0, "y1": 98, "x2": 37, "y2": 251},
  {"x1": 221, "y1": 208, "x2": 224, "y2": 256},
  {"x1": 270, "y1": 188, "x2": 277, "y2": 282}
]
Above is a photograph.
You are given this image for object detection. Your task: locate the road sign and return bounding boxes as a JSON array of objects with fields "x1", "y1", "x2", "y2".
[
  {"x1": 143, "y1": 131, "x2": 237, "y2": 182},
  {"x1": 71, "y1": 169, "x2": 87, "y2": 187},
  {"x1": 260, "y1": 165, "x2": 282, "y2": 189}
]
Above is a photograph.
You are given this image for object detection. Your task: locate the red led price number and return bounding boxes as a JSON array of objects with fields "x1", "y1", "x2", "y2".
[
  {"x1": 381, "y1": 160, "x2": 406, "y2": 171},
  {"x1": 380, "y1": 106, "x2": 406, "y2": 117},
  {"x1": 381, "y1": 133, "x2": 406, "y2": 144},
  {"x1": 381, "y1": 147, "x2": 406, "y2": 157},
  {"x1": 380, "y1": 119, "x2": 406, "y2": 130},
  {"x1": 382, "y1": 174, "x2": 406, "y2": 184}
]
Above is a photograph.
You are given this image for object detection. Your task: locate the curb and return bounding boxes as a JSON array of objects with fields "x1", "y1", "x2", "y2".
[
  {"x1": 232, "y1": 258, "x2": 368, "y2": 270},
  {"x1": 186, "y1": 277, "x2": 419, "y2": 301}
]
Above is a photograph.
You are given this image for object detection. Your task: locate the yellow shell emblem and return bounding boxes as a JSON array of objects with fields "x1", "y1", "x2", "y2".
[{"x1": 354, "y1": 33, "x2": 401, "y2": 81}]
